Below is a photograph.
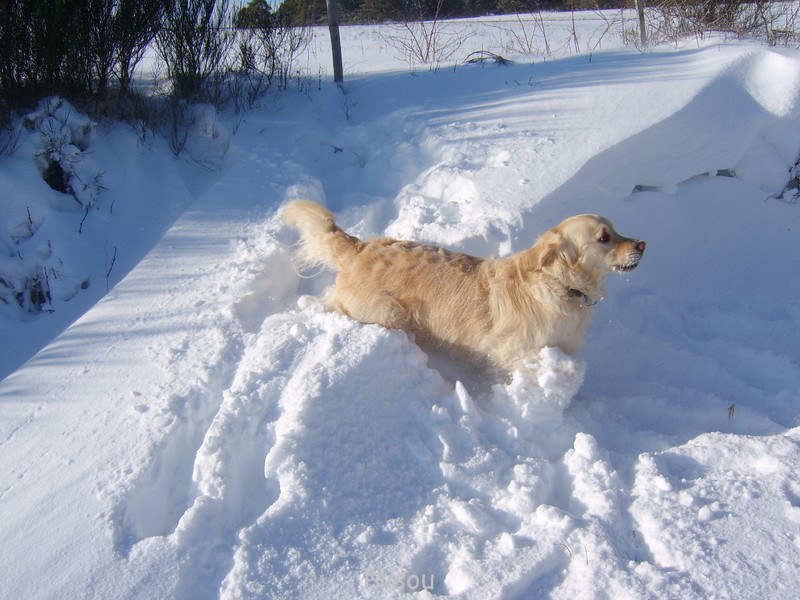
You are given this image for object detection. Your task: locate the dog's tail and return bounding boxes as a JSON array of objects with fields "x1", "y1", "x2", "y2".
[{"x1": 283, "y1": 200, "x2": 362, "y2": 271}]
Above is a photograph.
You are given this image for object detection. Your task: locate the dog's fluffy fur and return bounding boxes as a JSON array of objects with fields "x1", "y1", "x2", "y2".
[{"x1": 284, "y1": 200, "x2": 645, "y2": 369}]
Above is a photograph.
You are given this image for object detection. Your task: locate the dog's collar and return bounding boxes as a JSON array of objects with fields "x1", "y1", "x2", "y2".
[{"x1": 567, "y1": 287, "x2": 597, "y2": 306}]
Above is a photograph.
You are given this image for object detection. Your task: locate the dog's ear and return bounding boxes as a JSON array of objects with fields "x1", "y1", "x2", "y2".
[{"x1": 528, "y1": 230, "x2": 578, "y2": 271}]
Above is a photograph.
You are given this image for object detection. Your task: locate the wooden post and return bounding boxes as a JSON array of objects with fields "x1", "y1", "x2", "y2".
[
  {"x1": 326, "y1": 0, "x2": 344, "y2": 84},
  {"x1": 636, "y1": 0, "x2": 647, "y2": 49}
]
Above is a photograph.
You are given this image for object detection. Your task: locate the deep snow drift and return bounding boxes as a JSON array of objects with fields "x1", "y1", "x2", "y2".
[{"x1": 1, "y1": 16, "x2": 800, "y2": 600}]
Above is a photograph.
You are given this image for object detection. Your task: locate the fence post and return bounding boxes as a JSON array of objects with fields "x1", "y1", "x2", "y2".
[
  {"x1": 326, "y1": 0, "x2": 344, "y2": 84},
  {"x1": 636, "y1": 0, "x2": 647, "y2": 48}
]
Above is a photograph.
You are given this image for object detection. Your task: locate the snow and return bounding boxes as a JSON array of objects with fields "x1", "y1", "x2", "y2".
[{"x1": 2, "y1": 14, "x2": 800, "y2": 599}]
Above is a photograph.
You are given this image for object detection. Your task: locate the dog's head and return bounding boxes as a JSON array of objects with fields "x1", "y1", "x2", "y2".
[
  {"x1": 553, "y1": 214, "x2": 645, "y2": 273},
  {"x1": 525, "y1": 214, "x2": 645, "y2": 298}
]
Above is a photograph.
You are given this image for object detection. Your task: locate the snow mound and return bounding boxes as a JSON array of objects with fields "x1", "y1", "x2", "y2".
[{"x1": 94, "y1": 295, "x2": 586, "y2": 598}]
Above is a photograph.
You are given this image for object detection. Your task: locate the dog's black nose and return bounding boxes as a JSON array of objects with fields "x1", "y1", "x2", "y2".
[{"x1": 635, "y1": 240, "x2": 646, "y2": 253}]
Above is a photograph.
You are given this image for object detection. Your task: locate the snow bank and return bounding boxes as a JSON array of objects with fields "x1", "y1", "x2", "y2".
[{"x1": 0, "y1": 99, "x2": 200, "y2": 378}]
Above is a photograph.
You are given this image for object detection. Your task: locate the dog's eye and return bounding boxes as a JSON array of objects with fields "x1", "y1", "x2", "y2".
[{"x1": 598, "y1": 232, "x2": 610, "y2": 244}]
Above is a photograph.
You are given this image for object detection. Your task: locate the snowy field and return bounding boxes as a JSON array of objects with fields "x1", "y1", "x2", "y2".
[{"x1": 2, "y1": 12, "x2": 800, "y2": 600}]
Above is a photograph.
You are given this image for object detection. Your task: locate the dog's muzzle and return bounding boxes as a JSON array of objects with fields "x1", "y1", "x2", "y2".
[{"x1": 613, "y1": 240, "x2": 646, "y2": 272}]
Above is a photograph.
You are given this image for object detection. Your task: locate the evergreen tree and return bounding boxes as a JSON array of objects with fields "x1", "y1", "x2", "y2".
[{"x1": 235, "y1": 0, "x2": 273, "y2": 29}]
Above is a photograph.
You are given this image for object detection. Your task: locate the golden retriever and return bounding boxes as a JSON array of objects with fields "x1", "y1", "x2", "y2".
[{"x1": 283, "y1": 200, "x2": 645, "y2": 369}]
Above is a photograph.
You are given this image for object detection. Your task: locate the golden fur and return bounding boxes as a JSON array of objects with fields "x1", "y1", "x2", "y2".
[{"x1": 283, "y1": 200, "x2": 645, "y2": 369}]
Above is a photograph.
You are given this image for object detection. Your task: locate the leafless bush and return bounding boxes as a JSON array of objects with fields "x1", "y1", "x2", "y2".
[
  {"x1": 381, "y1": 0, "x2": 471, "y2": 69},
  {"x1": 229, "y1": 17, "x2": 311, "y2": 112},
  {"x1": 0, "y1": 0, "x2": 163, "y2": 105},
  {"x1": 166, "y1": 96, "x2": 190, "y2": 157},
  {"x1": 0, "y1": 103, "x2": 23, "y2": 157},
  {"x1": 633, "y1": 0, "x2": 800, "y2": 49},
  {"x1": 156, "y1": 0, "x2": 236, "y2": 101},
  {"x1": 115, "y1": 0, "x2": 166, "y2": 95},
  {"x1": 583, "y1": 5, "x2": 626, "y2": 52},
  {"x1": 493, "y1": 3, "x2": 623, "y2": 58},
  {"x1": 740, "y1": 0, "x2": 800, "y2": 46},
  {"x1": 494, "y1": 9, "x2": 554, "y2": 56}
]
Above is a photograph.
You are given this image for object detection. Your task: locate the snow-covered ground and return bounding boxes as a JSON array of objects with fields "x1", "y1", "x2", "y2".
[{"x1": 2, "y1": 14, "x2": 800, "y2": 599}]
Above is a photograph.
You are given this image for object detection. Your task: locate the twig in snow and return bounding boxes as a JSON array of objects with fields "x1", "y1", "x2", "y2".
[
  {"x1": 106, "y1": 246, "x2": 117, "y2": 292},
  {"x1": 78, "y1": 206, "x2": 91, "y2": 233}
]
